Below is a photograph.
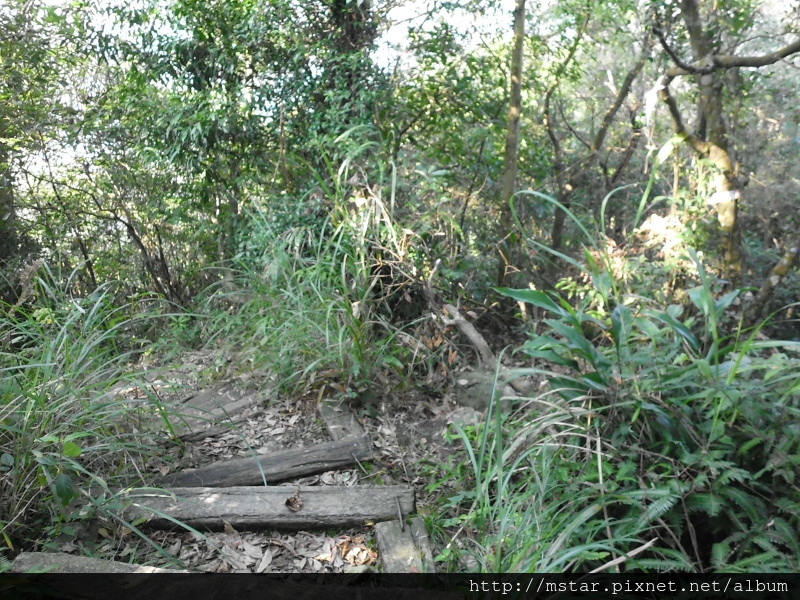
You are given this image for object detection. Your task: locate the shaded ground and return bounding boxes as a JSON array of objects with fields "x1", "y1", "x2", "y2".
[{"x1": 52, "y1": 349, "x2": 489, "y2": 573}]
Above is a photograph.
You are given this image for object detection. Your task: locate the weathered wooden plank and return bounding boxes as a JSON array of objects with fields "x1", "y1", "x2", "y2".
[
  {"x1": 317, "y1": 400, "x2": 366, "y2": 441},
  {"x1": 167, "y1": 385, "x2": 262, "y2": 439},
  {"x1": 177, "y1": 409, "x2": 265, "y2": 442},
  {"x1": 158, "y1": 436, "x2": 373, "y2": 487},
  {"x1": 125, "y1": 485, "x2": 415, "y2": 531},
  {"x1": 374, "y1": 517, "x2": 434, "y2": 573},
  {"x1": 11, "y1": 551, "x2": 187, "y2": 573},
  {"x1": 409, "y1": 517, "x2": 435, "y2": 572}
]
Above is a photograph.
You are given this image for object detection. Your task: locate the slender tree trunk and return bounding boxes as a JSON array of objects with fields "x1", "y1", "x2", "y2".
[
  {"x1": 497, "y1": 0, "x2": 526, "y2": 285},
  {"x1": 679, "y1": 0, "x2": 743, "y2": 282},
  {"x1": 0, "y1": 137, "x2": 17, "y2": 264},
  {"x1": 500, "y1": 0, "x2": 526, "y2": 206},
  {"x1": 654, "y1": 24, "x2": 800, "y2": 293},
  {"x1": 745, "y1": 236, "x2": 800, "y2": 325}
]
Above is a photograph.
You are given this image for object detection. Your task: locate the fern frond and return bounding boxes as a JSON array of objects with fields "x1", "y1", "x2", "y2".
[
  {"x1": 717, "y1": 486, "x2": 764, "y2": 523},
  {"x1": 632, "y1": 554, "x2": 695, "y2": 572},
  {"x1": 765, "y1": 517, "x2": 800, "y2": 555},
  {"x1": 727, "y1": 549, "x2": 791, "y2": 572},
  {"x1": 716, "y1": 466, "x2": 751, "y2": 486},
  {"x1": 686, "y1": 492, "x2": 723, "y2": 516},
  {"x1": 637, "y1": 495, "x2": 679, "y2": 528}
]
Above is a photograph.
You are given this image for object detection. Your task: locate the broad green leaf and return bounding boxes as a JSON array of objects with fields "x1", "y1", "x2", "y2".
[
  {"x1": 520, "y1": 345, "x2": 579, "y2": 369},
  {"x1": 548, "y1": 320, "x2": 596, "y2": 361},
  {"x1": 715, "y1": 289, "x2": 740, "y2": 313},
  {"x1": 549, "y1": 376, "x2": 590, "y2": 400},
  {"x1": 645, "y1": 309, "x2": 701, "y2": 353},
  {"x1": 687, "y1": 285, "x2": 712, "y2": 317},
  {"x1": 62, "y1": 441, "x2": 82, "y2": 458},
  {"x1": 611, "y1": 304, "x2": 634, "y2": 348},
  {"x1": 632, "y1": 315, "x2": 661, "y2": 338},
  {"x1": 581, "y1": 371, "x2": 609, "y2": 390},
  {"x1": 494, "y1": 288, "x2": 571, "y2": 318},
  {"x1": 54, "y1": 473, "x2": 76, "y2": 507}
]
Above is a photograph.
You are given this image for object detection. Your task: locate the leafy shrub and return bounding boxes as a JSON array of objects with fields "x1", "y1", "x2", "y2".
[{"x1": 491, "y1": 259, "x2": 800, "y2": 572}]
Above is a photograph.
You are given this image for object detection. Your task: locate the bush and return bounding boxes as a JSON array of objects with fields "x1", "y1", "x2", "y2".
[{"x1": 487, "y1": 257, "x2": 800, "y2": 571}]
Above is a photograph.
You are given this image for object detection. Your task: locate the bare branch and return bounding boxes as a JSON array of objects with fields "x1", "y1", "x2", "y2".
[
  {"x1": 592, "y1": 53, "x2": 647, "y2": 152},
  {"x1": 653, "y1": 26, "x2": 695, "y2": 73},
  {"x1": 663, "y1": 37, "x2": 800, "y2": 76}
]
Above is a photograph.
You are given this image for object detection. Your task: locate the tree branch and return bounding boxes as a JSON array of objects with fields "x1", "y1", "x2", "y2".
[
  {"x1": 652, "y1": 26, "x2": 695, "y2": 73},
  {"x1": 659, "y1": 35, "x2": 800, "y2": 76},
  {"x1": 592, "y1": 53, "x2": 647, "y2": 152}
]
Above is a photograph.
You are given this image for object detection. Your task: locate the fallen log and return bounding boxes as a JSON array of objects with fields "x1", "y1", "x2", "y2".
[
  {"x1": 158, "y1": 435, "x2": 373, "y2": 487},
  {"x1": 167, "y1": 385, "x2": 262, "y2": 441},
  {"x1": 125, "y1": 485, "x2": 415, "y2": 531},
  {"x1": 11, "y1": 551, "x2": 186, "y2": 574}
]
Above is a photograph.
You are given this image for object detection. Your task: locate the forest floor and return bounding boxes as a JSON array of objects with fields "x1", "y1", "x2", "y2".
[{"x1": 52, "y1": 348, "x2": 487, "y2": 573}]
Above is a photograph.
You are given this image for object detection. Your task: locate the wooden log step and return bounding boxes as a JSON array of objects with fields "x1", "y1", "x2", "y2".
[
  {"x1": 11, "y1": 551, "x2": 187, "y2": 573},
  {"x1": 158, "y1": 435, "x2": 373, "y2": 487},
  {"x1": 374, "y1": 518, "x2": 435, "y2": 573},
  {"x1": 125, "y1": 485, "x2": 415, "y2": 531},
  {"x1": 167, "y1": 384, "x2": 263, "y2": 441}
]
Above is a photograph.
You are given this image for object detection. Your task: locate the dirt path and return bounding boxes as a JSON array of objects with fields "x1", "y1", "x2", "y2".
[{"x1": 15, "y1": 350, "x2": 487, "y2": 574}]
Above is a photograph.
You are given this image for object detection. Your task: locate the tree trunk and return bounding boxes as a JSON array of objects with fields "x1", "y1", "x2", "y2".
[
  {"x1": 0, "y1": 137, "x2": 17, "y2": 265},
  {"x1": 654, "y1": 12, "x2": 800, "y2": 286},
  {"x1": 497, "y1": 0, "x2": 526, "y2": 285},
  {"x1": 679, "y1": 0, "x2": 743, "y2": 282},
  {"x1": 745, "y1": 236, "x2": 800, "y2": 325}
]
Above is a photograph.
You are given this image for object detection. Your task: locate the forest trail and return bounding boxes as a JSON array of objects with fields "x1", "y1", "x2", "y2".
[{"x1": 10, "y1": 349, "x2": 476, "y2": 574}]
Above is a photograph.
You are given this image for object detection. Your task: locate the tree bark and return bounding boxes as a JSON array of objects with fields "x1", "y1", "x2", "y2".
[
  {"x1": 654, "y1": 4, "x2": 800, "y2": 283},
  {"x1": 124, "y1": 485, "x2": 415, "y2": 531},
  {"x1": 497, "y1": 0, "x2": 526, "y2": 285},
  {"x1": 680, "y1": 0, "x2": 741, "y2": 281},
  {"x1": 500, "y1": 0, "x2": 526, "y2": 206}
]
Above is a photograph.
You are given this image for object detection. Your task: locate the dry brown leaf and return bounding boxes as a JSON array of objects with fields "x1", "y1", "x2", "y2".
[
  {"x1": 255, "y1": 549, "x2": 273, "y2": 573},
  {"x1": 242, "y1": 539, "x2": 263, "y2": 560},
  {"x1": 285, "y1": 489, "x2": 303, "y2": 512},
  {"x1": 167, "y1": 539, "x2": 182, "y2": 556},
  {"x1": 448, "y1": 349, "x2": 459, "y2": 365}
]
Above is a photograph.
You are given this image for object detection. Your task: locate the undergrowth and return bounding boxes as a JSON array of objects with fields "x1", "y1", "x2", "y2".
[
  {"x1": 0, "y1": 265, "x2": 183, "y2": 564},
  {"x1": 177, "y1": 135, "x2": 417, "y2": 400},
  {"x1": 428, "y1": 188, "x2": 800, "y2": 572},
  {"x1": 4, "y1": 146, "x2": 798, "y2": 575}
]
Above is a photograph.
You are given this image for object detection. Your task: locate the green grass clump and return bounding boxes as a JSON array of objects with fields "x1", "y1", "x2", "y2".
[{"x1": 0, "y1": 266, "x2": 174, "y2": 558}]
